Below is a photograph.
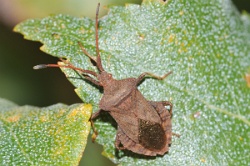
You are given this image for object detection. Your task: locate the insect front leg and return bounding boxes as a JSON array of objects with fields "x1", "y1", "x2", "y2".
[
  {"x1": 78, "y1": 42, "x2": 97, "y2": 62},
  {"x1": 82, "y1": 74, "x2": 101, "y2": 86},
  {"x1": 57, "y1": 58, "x2": 102, "y2": 86}
]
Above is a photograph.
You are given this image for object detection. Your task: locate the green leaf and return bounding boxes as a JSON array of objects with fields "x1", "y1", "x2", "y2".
[
  {"x1": 14, "y1": 0, "x2": 250, "y2": 165},
  {"x1": 0, "y1": 98, "x2": 92, "y2": 165}
]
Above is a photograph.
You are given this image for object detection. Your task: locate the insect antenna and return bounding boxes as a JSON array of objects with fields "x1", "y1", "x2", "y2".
[
  {"x1": 94, "y1": 3, "x2": 105, "y2": 72},
  {"x1": 33, "y1": 62, "x2": 98, "y2": 77},
  {"x1": 33, "y1": 3, "x2": 104, "y2": 78}
]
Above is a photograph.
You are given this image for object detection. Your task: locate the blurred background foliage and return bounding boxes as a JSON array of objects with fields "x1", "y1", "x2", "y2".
[{"x1": 0, "y1": 0, "x2": 249, "y2": 166}]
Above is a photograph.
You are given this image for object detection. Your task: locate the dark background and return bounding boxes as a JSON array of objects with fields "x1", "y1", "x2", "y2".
[{"x1": 0, "y1": 0, "x2": 249, "y2": 165}]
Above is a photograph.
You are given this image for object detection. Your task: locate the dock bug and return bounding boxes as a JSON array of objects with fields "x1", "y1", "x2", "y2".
[{"x1": 34, "y1": 3, "x2": 175, "y2": 156}]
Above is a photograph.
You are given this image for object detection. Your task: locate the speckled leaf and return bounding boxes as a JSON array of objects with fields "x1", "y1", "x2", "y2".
[
  {"x1": 0, "y1": 98, "x2": 92, "y2": 166},
  {"x1": 14, "y1": 0, "x2": 250, "y2": 165}
]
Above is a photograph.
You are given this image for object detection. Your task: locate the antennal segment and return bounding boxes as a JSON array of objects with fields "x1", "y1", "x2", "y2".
[
  {"x1": 33, "y1": 63, "x2": 98, "y2": 77},
  {"x1": 95, "y1": 3, "x2": 100, "y2": 56},
  {"x1": 33, "y1": 64, "x2": 49, "y2": 70},
  {"x1": 95, "y1": 3, "x2": 104, "y2": 72}
]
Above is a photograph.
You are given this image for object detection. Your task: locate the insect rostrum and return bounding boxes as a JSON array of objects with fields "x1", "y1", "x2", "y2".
[{"x1": 34, "y1": 3, "x2": 174, "y2": 156}]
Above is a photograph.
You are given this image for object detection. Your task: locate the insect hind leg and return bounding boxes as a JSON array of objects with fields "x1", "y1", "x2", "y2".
[{"x1": 150, "y1": 101, "x2": 180, "y2": 138}]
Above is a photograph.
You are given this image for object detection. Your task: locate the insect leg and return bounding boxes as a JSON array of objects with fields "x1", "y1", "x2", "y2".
[
  {"x1": 58, "y1": 58, "x2": 101, "y2": 86},
  {"x1": 81, "y1": 74, "x2": 101, "y2": 86},
  {"x1": 115, "y1": 127, "x2": 126, "y2": 150},
  {"x1": 149, "y1": 101, "x2": 172, "y2": 125},
  {"x1": 90, "y1": 109, "x2": 102, "y2": 142},
  {"x1": 78, "y1": 42, "x2": 97, "y2": 62},
  {"x1": 78, "y1": 3, "x2": 104, "y2": 73},
  {"x1": 136, "y1": 71, "x2": 172, "y2": 84},
  {"x1": 172, "y1": 133, "x2": 181, "y2": 138},
  {"x1": 160, "y1": 101, "x2": 173, "y2": 117},
  {"x1": 159, "y1": 102, "x2": 180, "y2": 138},
  {"x1": 150, "y1": 101, "x2": 180, "y2": 138}
]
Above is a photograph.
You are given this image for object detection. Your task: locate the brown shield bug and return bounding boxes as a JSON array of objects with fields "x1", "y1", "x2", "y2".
[{"x1": 34, "y1": 3, "x2": 177, "y2": 156}]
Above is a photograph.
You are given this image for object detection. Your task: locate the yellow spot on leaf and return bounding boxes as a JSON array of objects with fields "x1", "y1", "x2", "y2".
[
  {"x1": 7, "y1": 115, "x2": 20, "y2": 122},
  {"x1": 179, "y1": 10, "x2": 184, "y2": 16},
  {"x1": 138, "y1": 33, "x2": 145, "y2": 40},
  {"x1": 200, "y1": 158, "x2": 206, "y2": 162},
  {"x1": 188, "y1": 56, "x2": 193, "y2": 60},
  {"x1": 244, "y1": 73, "x2": 250, "y2": 88},
  {"x1": 61, "y1": 24, "x2": 66, "y2": 29},
  {"x1": 79, "y1": 28, "x2": 85, "y2": 34},
  {"x1": 68, "y1": 104, "x2": 92, "y2": 119},
  {"x1": 168, "y1": 34, "x2": 175, "y2": 43},
  {"x1": 81, "y1": 104, "x2": 92, "y2": 113},
  {"x1": 178, "y1": 49, "x2": 181, "y2": 54},
  {"x1": 52, "y1": 33, "x2": 60, "y2": 39},
  {"x1": 40, "y1": 115, "x2": 48, "y2": 122},
  {"x1": 169, "y1": 97, "x2": 173, "y2": 102}
]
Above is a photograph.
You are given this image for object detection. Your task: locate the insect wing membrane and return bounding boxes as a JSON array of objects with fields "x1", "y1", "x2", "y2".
[{"x1": 139, "y1": 119, "x2": 166, "y2": 150}]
